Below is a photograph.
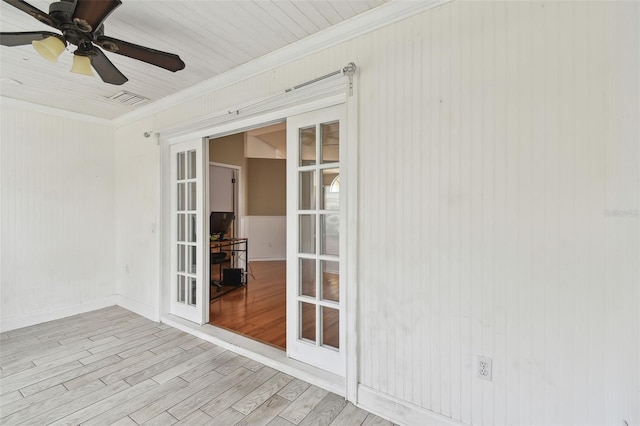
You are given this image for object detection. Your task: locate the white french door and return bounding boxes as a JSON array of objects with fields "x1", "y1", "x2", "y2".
[
  {"x1": 170, "y1": 139, "x2": 207, "y2": 324},
  {"x1": 287, "y1": 104, "x2": 346, "y2": 376}
]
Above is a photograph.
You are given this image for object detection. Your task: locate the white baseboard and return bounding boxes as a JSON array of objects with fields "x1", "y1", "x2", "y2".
[
  {"x1": 0, "y1": 295, "x2": 119, "y2": 332},
  {"x1": 116, "y1": 295, "x2": 160, "y2": 323},
  {"x1": 357, "y1": 385, "x2": 465, "y2": 426}
]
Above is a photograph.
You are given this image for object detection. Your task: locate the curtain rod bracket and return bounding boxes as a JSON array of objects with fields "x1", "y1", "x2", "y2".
[
  {"x1": 342, "y1": 62, "x2": 356, "y2": 96},
  {"x1": 342, "y1": 62, "x2": 356, "y2": 76}
]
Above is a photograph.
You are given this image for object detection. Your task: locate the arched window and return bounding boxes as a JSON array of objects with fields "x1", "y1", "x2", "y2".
[{"x1": 329, "y1": 175, "x2": 340, "y2": 193}]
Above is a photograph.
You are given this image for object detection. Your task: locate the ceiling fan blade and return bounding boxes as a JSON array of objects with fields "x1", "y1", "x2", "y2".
[
  {"x1": 2, "y1": 0, "x2": 55, "y2": 27},
  {"x1": 96, "y1": 36, "x2": 185, "y2": 72},
  {"x1": 90, "y1": 47, "x2": 128, "y2": 85},
  {"x1": 72, "y1": 0, "x2": 122, "y2": 33},
  {"x1": 0, "y1": 31, "x2": 58, "y2": 46}
]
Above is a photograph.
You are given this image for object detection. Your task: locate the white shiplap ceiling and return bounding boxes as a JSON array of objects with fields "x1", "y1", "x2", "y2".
[{"x1": 0, "y1": 0, "x2": 387, "y2": 120}]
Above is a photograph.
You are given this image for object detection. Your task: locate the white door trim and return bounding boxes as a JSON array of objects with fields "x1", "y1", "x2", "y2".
[
  {"x1": 344, "y1": 69, "x2": 359, "y2": 403},
  {"x1": 209, "y1": 161, "x2": 243, "y2": 237}
]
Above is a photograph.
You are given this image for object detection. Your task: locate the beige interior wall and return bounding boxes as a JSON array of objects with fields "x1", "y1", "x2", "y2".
[
  {"x1": 247, "y1": 158, "x2": 286, "y2": 216},
  {"x1": 209, "y1": 133, "x2": 244, "y2": 165},
  {"x1": 209, "y1": 133, "x2": 286, "y2": 217}
]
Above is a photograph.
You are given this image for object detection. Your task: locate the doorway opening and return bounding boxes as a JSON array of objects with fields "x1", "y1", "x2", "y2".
[
  {"x1": 207, "y1": 122, "x2": 288, "y2": 350},
  {"x1": 165, "y1": 99, "x2": 350, "y2": 387}
]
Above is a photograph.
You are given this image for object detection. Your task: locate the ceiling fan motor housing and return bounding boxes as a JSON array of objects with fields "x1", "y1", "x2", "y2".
[{"x1": 47, "y1": 1, "x2": 95, "y2": 49}]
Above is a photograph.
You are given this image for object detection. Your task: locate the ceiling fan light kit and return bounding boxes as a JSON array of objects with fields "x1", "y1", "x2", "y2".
[
  {"x1": 1, "y1": 0, "x2": 185, "y2": 86},
  {"x1": 71, "y1": 53, "x2": 93, "y2": 76},
  {"x1": 31, "y1": 35, "x2": 65, "y2": 63}
]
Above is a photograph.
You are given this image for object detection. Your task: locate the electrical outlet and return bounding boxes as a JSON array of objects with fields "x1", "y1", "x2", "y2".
[{"x1": 477, "y1": 356, "x2": 492, "y2": 381}]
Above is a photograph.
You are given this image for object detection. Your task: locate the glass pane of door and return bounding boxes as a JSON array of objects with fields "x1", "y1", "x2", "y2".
[
  {"x1": 321, "y1": 306, "x2": 339, "y2": 349},
  {"x1": 321, "y1": 260, "x2": 339, "y2": 302},
  {"x1": 321, "y1": 213, "x2": 339, "y2": 256},
  {"x1": 300, "y1": 258, "x2": 316, "y2": 297},
  {"x1": 300, "y1": 302, "x2": 316, "y2": 342},
  {"x1": 299, "y1": 126, "x2": 316, "y2": 166},
  {"x1": 321, "y1": 121, "x2": 340, "y2": 163},
  {"x1": 299, "y1": 171, "x2": 316, "y2": 210},
  {"x1": 321, "y1": 169, "x2": 339, "y2": 210},
  {"x1": 299, "y1": 215, "x2": 315, "y2": 254}
]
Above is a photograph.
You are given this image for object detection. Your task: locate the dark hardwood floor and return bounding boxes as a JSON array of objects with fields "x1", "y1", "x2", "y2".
[
  {"x1": 209, "y1": 261, "x2": 287, "y2": 349},
  {"x1": 209, "y1": 260, "x2": 341, "y2": 352}
]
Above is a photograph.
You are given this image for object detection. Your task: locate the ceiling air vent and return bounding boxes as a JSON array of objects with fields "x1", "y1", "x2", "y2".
[{"x1": 107, "y1": 91, "x2": 149, "y2": 106}]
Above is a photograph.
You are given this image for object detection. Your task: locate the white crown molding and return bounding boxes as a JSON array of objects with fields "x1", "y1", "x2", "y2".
[
  {"x1": 0, "y1": 96, "x2": 114, "y2": 126},
  {"x1": 113, "y1": 0, "x2": 450, "y2": 127}
]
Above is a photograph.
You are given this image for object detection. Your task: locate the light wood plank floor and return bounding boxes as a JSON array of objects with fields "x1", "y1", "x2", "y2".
[{"x1": 0, "y1": 306, "x2": 391, "y2": 426}]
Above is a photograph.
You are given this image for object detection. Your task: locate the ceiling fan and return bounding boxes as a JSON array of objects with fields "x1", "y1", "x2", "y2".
[{"x1": 0, "y1": 0, "x2": 185, "y2": 85}]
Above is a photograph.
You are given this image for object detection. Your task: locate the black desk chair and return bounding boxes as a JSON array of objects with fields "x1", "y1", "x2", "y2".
[{"x1": 210, "y1": 252, "x2": 227, "y2": 293}]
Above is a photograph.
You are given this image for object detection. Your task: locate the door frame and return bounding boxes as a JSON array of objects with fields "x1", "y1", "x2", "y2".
[
  {"x1": 160, "y1": 77, "x2": 359, "y2": 400},
  {"x1": 209, "y1": 161, "x2": 242, "y2": 238}
]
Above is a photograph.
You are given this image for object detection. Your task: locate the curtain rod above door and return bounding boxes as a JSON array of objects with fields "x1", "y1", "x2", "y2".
[
  {"x1": 228, "y1": 62, "x2": 357, "y2": 116},
  {"x1": 154, "y1": 62, "x2": 356, "y2": 141},
  {"x1": 286, "y1": 62, "x2": 356, "y2": 94}
]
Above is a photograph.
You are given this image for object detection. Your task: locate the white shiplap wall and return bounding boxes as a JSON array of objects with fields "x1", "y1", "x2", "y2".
[
  {"x1": 0, "y1": 103, "x2": 117, "y2": 331},
  {"x1": 117, "y1": 1, "x2": 638, "y2": 424},
  {"x1": 355, "y1": 2, "x2": 639, "y2": 425}
]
